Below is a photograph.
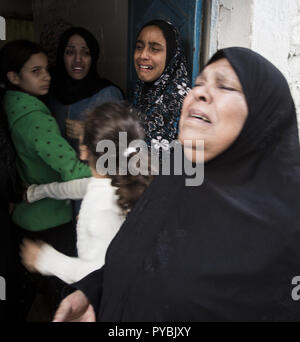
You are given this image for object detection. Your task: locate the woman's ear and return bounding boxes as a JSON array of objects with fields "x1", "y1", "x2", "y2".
[{"x1": 6, "y1": 71, "x2": 20, "y2": 86}]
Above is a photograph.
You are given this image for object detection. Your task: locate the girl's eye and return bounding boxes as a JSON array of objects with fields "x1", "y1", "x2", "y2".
[
  {"x1": 194, "y1": 82, "x2": 205, "y2": 87},
  {"x1": 32, "y1": 68, "x2": 40, "y2": 74},
  {"x1": 82, "y1": 50, "x2": 90, "y2": 56},
  {"x1": 135, "y1": 45, "x2": 143, "y2": 50},
  {"x1": 65, "y1": 49, "x2": 74, "y2": 56}
]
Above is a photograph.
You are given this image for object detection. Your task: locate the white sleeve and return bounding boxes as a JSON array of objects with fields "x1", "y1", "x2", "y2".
[
  {"x1": 35, "y1": 209, "x2": 123, "y2": 284},
  {"x1": 35, "y1": 243, "x2": 103, "y2": 285},
  {"x1": 27, "y1": 178, "x2": 91, "y2": 203}
]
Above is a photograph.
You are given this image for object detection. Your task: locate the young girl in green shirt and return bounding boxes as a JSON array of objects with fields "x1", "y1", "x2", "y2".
[{"x1": 0, "y1": 39, "x2": 91, "y2": 321}]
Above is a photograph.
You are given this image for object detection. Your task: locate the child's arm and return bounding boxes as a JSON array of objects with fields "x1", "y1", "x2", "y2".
[
  {"x1": 27, "y1": 178, "x2": 91, "y2": 203},
  {"x1": 20, "y1": 209, "x2": 124, "y2": 284}
]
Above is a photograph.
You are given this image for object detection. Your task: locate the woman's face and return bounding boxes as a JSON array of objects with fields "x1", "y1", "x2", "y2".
[
  {"x1": 64, "y1": 34, "x2": 92, "y2": 80},
  {"x1": 179, "y1": 58, "x2": 248, "y2": 163},
  {"x1": 134, "y1": 25, "x2": 167, "y2": 83}
]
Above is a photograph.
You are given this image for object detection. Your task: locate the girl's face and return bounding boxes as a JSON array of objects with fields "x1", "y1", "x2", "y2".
[
  {"x1": 64, "y1": 34, "x2": 92, "y2": 80},
  {"x1": 12, "y1": 52, "x2": 51, "y2": 96},
  {"x1": 179, "y1": 58, "x2": 248, "y2": 163},
  {"x1": 134, "y1": 25, "x2": 167, "y2": 83}
]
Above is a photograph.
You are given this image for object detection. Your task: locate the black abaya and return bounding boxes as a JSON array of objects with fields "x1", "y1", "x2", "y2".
[
  {"x1": 0, "y1": 109, "x2": 21, "y2": 321},
  {"x1": 72, "y1": 47, "x2": 300, "y2": 321}
]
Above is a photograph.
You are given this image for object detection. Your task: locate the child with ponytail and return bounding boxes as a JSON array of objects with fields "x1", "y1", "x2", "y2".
[{"x1": 21, "y1": 102, "x2": 153, "y2": 286}]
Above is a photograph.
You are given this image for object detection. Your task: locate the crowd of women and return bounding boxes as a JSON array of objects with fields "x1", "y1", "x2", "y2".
[{"x1": 1, "y1": 18, "x2": 300, "y2": 322}]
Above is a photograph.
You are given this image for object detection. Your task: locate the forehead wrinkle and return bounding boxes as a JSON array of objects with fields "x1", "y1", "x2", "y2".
[
  {"x1": 200, "y1": 68, "x2": 240, "y2": 84},
  {"x1": 136, "y1": 39, "x2": 165, "y2": 47},
  {"x1": 215, "y1": 70, "x2": 240, "y2": 84},
  {"x1": 149, "y1": 41, "x2": 164, "y2": 47}
]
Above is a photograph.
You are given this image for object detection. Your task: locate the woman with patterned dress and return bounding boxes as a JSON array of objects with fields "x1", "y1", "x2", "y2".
[{"x1": 132, "y1": 19, "x2": 191, "y2": 149}]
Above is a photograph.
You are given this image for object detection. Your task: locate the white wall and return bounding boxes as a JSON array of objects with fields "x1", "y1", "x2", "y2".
[
  {"x1": 209, "y1": 0, "x2": 252, "y2": 53},
  {"x1": 209, "y1": 0, "x2": 300, "y2": 126},
  {"x1": 251, "y1": 0, "x2": 300, "y2": 120},
  {"x1": 0, "y1": 16, "x2": 5, "y2": 40},
  {"x1": 32, "y1": 0, "x2": 128, "y2": 93}
]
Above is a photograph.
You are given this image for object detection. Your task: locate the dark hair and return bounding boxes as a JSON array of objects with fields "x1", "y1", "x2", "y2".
[
  {"x1": 0, "y1": 40, "x2": 46, "y2": 88},
  {"x1": 83, "y1": 102, "x2": 153, "y2": 215}
]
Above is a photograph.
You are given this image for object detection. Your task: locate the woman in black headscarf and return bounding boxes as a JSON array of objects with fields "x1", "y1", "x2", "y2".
[
  {"x1": 133, "y1": 19, "x2": 191, "y2": 148},
  {"x1": 49, "y1": 27, "x2": 123, "y2": 218},
  {"x1": 49, "y1": 27, "x2": 123, "y2": 152},
  {"x1": 53, "y1": 47, "x2": 300, "y2": 322}
]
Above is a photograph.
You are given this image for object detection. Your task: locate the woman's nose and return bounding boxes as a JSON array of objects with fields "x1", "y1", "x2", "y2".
[
  {"x1": 193, "y1": 85, "x2": 212, "y2": 103},
  {"x1": 75, "y1": 51, "x2": 82, "y2": 62}
]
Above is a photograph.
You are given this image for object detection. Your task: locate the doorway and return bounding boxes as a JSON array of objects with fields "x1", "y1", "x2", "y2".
[{"x1": 2, "y1": 0, "x2": 206, "y2": 96}]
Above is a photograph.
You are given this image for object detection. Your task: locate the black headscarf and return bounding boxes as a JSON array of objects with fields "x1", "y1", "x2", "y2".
[
  {"x1": 133, "y1": 20, "x2": 191, "y2": 146},
  {"x1": 52, "y1": 27, "x2": 112, "y2": 105},
  {"x1": 141, "y1": 19, "x2": 177, "y2": 68},
  {"x1": 206, "y1": 48, "x2": 299, "y2": 170},
  {"x1": 90, "y1": 47, "x2": 300, "y2": 321}
]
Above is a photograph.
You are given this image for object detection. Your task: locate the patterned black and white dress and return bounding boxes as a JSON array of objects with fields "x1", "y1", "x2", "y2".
[{"x1": 132, "y1": 23, "x2": 191, "y2": 150}]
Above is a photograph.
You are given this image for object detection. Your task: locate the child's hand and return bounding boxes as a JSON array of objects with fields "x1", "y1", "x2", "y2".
[
  {"x1": 22, "y1": 183, "x2": 29, "y2": 203},
  {"x1": 66, "y1": 119, "x2": 85, "y2": 140},
  {"x1": 20, "y1": 239, "x2": 45, "y2": 273}
]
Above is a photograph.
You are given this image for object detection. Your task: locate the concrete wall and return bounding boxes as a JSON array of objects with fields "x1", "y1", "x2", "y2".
[
  {"x1": 208, "y1": 0, "x2": 300, "y2": 128},
  {"x1": 32, "y1": 0, "x2": 128, "y2": 93},
  {"x1": 209, "y1": 0, "x2": 252, "y2": 54},
  {"x1": 0, "y1": 17, "x2": 5, "y2": 40}
]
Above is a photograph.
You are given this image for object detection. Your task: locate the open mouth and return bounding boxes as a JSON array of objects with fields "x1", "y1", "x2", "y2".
[
  {"x1": 138, "y1": 65, "x2": 153, "y2": 70},
  {"x1": 189, "y1": 113, "x2": 212, "y2": 124},
  {"x1": 72, "y1": 66, "x2": 84, "y2": 72}
]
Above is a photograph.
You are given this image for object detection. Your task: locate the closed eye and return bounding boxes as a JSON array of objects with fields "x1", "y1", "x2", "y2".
[
  {"x1": 218, "y1": 85, "x2": 237, "y2": 91},
  {"x1": 135, "y1": 45, "x2": 143, "y2": 50},
  {"x1": 194, "y1": 82, "x2": 205, "y2": 87}
]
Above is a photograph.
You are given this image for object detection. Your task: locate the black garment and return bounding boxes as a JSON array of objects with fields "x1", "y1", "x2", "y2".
[
  {"x1": 0, "y1": 103, "x2": 22, "y2": 321},
  {"x1": 52, "y1": 27, "x2": 113, "y2": 105},
  {"x1": 73, "y1": 47, "x2": 300, "y2": 321},
  {"x1": 13, "y1": 221, "x2": 76, "y2": 322}
]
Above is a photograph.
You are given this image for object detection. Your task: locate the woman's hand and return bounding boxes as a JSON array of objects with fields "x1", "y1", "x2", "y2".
[
  {"x1": 65, "y1": 119, "x2": 85, "y2": 140},
  {"x1": 53, "y1": 290, "x2": 96, "y2": 322},
  {"x1": 20, "y1": 239, "x2": 44, "y2": 273}
]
